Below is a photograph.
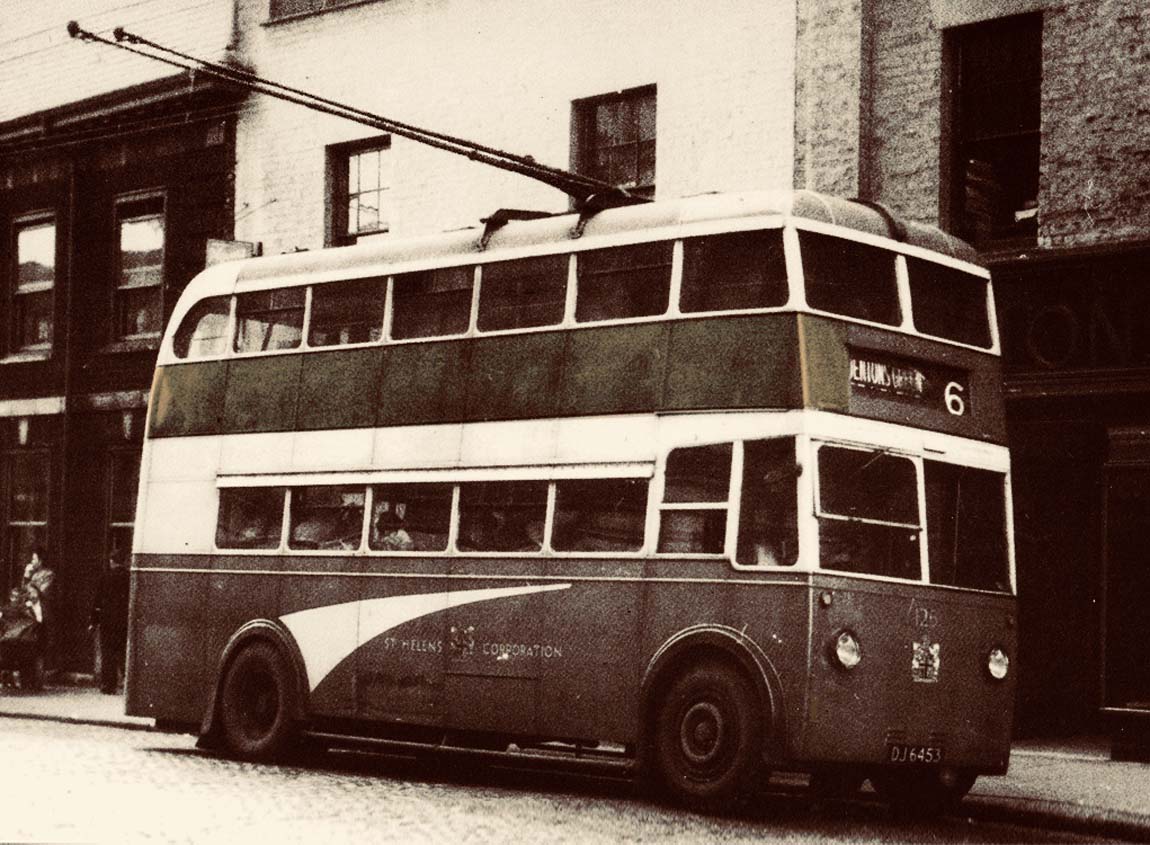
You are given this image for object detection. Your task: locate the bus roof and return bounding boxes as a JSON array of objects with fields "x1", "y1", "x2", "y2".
[{"x1": 224, "y1": 190, "x2": 979, "y2": 291}]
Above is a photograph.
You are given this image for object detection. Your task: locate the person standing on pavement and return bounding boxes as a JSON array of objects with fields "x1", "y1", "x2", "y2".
[{"x1": 91, "y1": 546, "x2": 130, "y2": 694}]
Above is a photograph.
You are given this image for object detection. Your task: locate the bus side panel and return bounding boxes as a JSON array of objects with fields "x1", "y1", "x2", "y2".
[
  {"x1": 126, "y1": 557, "x2": 211, "y2": 723},
  {"x1": 664, "y1": 315, "x2": 801, "y2": 411},
  {"x1": 148, "y1": 362, "x2": 227, "y2": 438},
  {"x1": 800, "y1": 577, "x2": 1016, "y2": 772},
  {"x1": 539, "y1": 559, "x2": 644, "y2": 742}
]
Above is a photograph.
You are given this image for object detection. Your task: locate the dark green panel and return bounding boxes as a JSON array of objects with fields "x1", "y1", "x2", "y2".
[
  {"x1": 148, "y1": 361, "x2": 227, "y2": 437},
  {"x1": 298, "y1": 347, "x2": 382, "y2": 431},
  {"x1": 799, "y1": 315, "x2": 851, "y2": 412},
  {"x1": 378, "y1": 340, "x2": 471, "y2": 426},
  {"x1": 664, "y1": 315, "x2": 802, "y2": 411},
  {"x1": 468, "y1": 332, "x2": 565, "y2": 421},
  {"x1": 559, "y1": 322, "x2": 669, "y2": 416},
  {"x1": 223, "y1": 355, "x2": 303, "y2": 433}
]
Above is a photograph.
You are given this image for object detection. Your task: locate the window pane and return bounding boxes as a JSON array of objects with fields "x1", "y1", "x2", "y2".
[
  {"x1": 801, "y1": 231, "x2": 900, "y2": 326},
  {"x1": 819, "y1": 520, "x2": 921, "y2": 580},
  {"x1": 575, "y1": 242, "x2": 672, "y2": 323},
  {"x1": 580, "y1": 87, "x2": 656, "y2": 192},
  {"x1": 906, "y1": 258, "x2": 992, "y2": 348},
  {"x1": 663, "y1": 443, "x2": 731, "y2": 504},
  {"x1": 174, "y1": 296, "x2": 230, "y2": 359},
  {"x1": 119, "y1": 214, "x2": 164, "y2": 289},
  {"x1": 15, "y1": 290, "x2": 53, "y2": 348},
  {"x1": 216, "y1": 488, "x2": 283, "y2": 549},
  {"x1": 369, "y1": 483, "x2": 453, "y2": 552},
  {"x1": 289, "y1": 486, "x2": 364, "y2": 550},
  {"x1": 657, "y1": 511, "x2": 726, "y2": 554},
  {"x1": 391, "y1": 266, "x2": 473, "y2": 339},
  {"x1": 9, "y1": 452, "x2": 49, "y2": 522},
  {"x1": 117, "y1": 286, "x2": 163, "y2": 338},
  {"x1": 552, "y1": 478, "x2": 648, "y2": 552},
  {"x1": 345, "y1": 146, "x2": 390, "y2": 237},
  {"x1": 818, "y1": 446, "x2": 918, "y2": 525},
  {"x1": 309, "y1": 278, "x2": 386, "y2": 346},
  {"x1": 681, "y1": 230, "x2": 788, "y2": 313},
  {"x1": 925, "y1": 462, "x2": 1010, "y2": 592},
  {"x1": 16, "y1": 221, "x2": 55, "y2": 288},
  {"x1": 235, "y1": 288, "x2": 304, "y2": 353},
  {"x1": 477, "y1": 255, "x2": 567, "y2": 331},
  {"x1": 457, "y1": 481, "x2": 547, "y2": 552},
  {"x1": 736, "y1": 439, "x2": 799, "y2": 566}
]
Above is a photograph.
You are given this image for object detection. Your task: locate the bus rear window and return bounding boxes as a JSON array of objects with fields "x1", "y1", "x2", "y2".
[
  {"x1": 575, "y1": 242, "x2": 673, "y2": 323},
  {"x1": 477, "y1": 255, "x2": 567, "y2": 331},
  {"x1": 235, "y1": 288, "x2": 305, "y2": 353},
  {"x1": 174, "y1": 296, "x2": 230, "y2": 359},
  {"x1": 309, "y1": 277, "x2": 386, "y2": 347},
  {"x1": 817, "y1": 446, "x2": 920, "y2": 579},
  {"x1": 216, "y1": 488, "x2": 284, "y2": 549},
  {"x1": 369, "y1": 483, "x2": 453, "y2": 552},
  {"x1": 800, "y1": 231, "x2": 900, "y2": 326},
  {"x1": 680, "y1": 230, "x2": 788, "y2": 313},
  {"x1": 391, "y1": 266, "x2": 473, "y2": 340},
  {"x1": 907, "y1": 257, "x2": 993, "y2": 348},
  {"x1": 925, "y1": 462, "x2": 1010, "y2": 592},
  {"x1": 552, "y1": 478, "x2": 648, "y2": 553}
]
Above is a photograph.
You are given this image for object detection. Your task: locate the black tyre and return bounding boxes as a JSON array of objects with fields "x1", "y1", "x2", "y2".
[
  {"x1": 218, "y1": 641, "x2": 298, "y2": 761},
  {"x1": 871, "y1": 768, "x2": 976, "y2": 817},
  {"x1": 652, "y1": 660, "x2": 763, "y2": 811}
]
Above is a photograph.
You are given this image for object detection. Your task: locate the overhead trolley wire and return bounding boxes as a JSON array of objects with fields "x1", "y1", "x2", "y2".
[{"x1": 65, "y1": 22, "x2": 649, "y2": 212}]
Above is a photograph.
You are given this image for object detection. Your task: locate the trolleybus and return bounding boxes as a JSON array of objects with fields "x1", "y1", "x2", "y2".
[{"x1": 127, "y1": 190, "x2": 1016, "y2": 814}]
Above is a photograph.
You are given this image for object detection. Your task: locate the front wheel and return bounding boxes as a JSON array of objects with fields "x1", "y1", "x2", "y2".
[
  {"x1": 218, "y1": 641, "x2": 299, "y2": 761},
  {"x1": 652, "y1": 660, "x2": 763, "y2": 811},
  {"x1": 871, "y1": 768, "x2": 977, "y2": 817}
]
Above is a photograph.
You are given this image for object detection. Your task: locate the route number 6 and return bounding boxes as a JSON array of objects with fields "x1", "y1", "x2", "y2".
[{"x1": 944, "y1": 382, "x2": 966, "y2": 416}]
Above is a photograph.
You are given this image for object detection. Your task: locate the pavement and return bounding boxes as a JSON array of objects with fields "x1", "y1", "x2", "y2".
[{"x1": 2, "y1": 680, "x2": 1149, "y2": 841}]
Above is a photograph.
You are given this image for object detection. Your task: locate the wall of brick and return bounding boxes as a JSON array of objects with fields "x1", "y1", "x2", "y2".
[
  {"x1": 232, "y1": 0, "x2": 798, "y2": 252},
  {"x1": 0, "y1": 0, "x2": 235, "y2": 123}
]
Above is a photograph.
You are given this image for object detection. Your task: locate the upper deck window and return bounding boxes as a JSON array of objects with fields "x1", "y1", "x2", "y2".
[
  {"x1": 477, "y1": 255, "x2": 568, "y2": 332},
  {"x1": 173, "y1": 296, "x2": 230, "y2": 359},
  {"x1": 801, "y1": 232, "x2": 900, "y2": 326},
  {"x1": 817, "y1": 446, "x2": 920, "y2": 580},
  {"x1": 391, "y1": 266, "x2": 473, "y2": 340},
  {"x1": 575, "y1": 242, "x2": 673, "y2": 323},
  {"x1": 235, "y1": 288, "x2": 305, "y2": 353},
  {"x1": 906, "y1": 257, "x2": 993, "y2": 348},
  {"x1": 309, "y1": 277, "x2": 386, "y2": 347},
  {"x1": 657, "y1": 443, "x2": 731, "y2": 554},
  {"x1": 925, "y1": 462, "x2": 1009, "y2": 592},
  {"x1": 680, "y1": 230, "x2": 788, "y2": 313}
]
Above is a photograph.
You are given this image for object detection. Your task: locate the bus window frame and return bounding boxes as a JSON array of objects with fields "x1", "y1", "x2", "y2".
[{"x1": 812, "y1": 440, "x2": 927, "y2": 584}]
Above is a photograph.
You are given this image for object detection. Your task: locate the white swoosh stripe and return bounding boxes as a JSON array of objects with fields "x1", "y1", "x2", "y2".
[{"x1": 280, "y1": 583, "x2": 571, "y2": 692}]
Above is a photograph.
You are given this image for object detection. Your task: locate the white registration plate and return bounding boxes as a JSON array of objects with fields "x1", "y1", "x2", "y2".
[{"x1": 887, "y1": 743, "x2": 943, "y2": 765}]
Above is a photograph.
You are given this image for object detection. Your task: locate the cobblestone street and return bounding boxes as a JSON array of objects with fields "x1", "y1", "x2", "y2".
[{"x1": 0, "y1": 718, "x2": 1111, "y2": 843}]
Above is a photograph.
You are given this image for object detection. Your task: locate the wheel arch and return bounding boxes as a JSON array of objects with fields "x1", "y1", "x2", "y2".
[
  {"x1": 197, "y1": 619, "x2": 310, "y2": 747},
  {"x1": 637, "y1": 624, "x2": 786, "y2": 770}
]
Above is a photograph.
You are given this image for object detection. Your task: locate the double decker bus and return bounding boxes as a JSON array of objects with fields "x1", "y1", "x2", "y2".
[{"x1": 128, "y1": 190, "x2": 1015, "y2": 814}]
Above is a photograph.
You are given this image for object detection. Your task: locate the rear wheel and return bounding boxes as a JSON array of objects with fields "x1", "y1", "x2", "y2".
[
  {"x1": 652, "y1": 660, "x2": 763, "y2": 811},
  {"x1": 872, "y1": 768, "x2": 976, "y2": 817},
  {"x1": 218, "y1": 641, "x2": 298, "y2": 761}
]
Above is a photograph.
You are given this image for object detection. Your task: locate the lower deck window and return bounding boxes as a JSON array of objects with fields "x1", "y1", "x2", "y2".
[
  {"x1": 289, "y1": 486, "x2": 364, "y2": 550},
  {"x1": 369, "y1": 483, "x2": 453, "y2": 552},
  {"x1": 925, "y1": 462, "x2": 1009, "y2": 591},
  {"x1": 657, "y1": 443, "x2": 731, "y2": 554},
  {"x1": 552, "y1": 478, "x2": 648, "y2": 553},
  {"x1": 457, "y1": 481, "x2": 547, "y2": 552},
  {"x1": 816, "y1": 446, "x2": 921, "y2": 579},
  {"x1": 736, "y1": 439, "x2": 799, "y2": 566},
  {"x1": 216, "y1": 488, "x2": 284, "y2": 549}
]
